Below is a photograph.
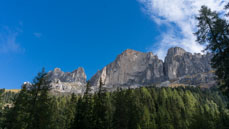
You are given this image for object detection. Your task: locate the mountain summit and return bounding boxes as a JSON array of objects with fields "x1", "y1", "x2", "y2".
[
  {"x1": 90, "y1": 49, "x2": 164, "y2": 88},
  {"x1": 46, "y1": 67, "x2": 87, "y2": 94}
]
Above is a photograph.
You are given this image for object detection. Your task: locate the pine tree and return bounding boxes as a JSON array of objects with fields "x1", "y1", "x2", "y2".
[
  {"x1": 5, "y1": 68, "x2": 55, "y2": 129},
  {"x1": 65, "y1": 93, "x2": 77, "y2": 129},
  {"x1": 70, "y1": 82, "x2": 94, "y2": 129},
  {"x1": 0, "y1": 89, "x2": 5, "y2": 129},
  {"x1": 112, "y1": 88, "x2": 129, "y2": 129},
  {"x1": 195, "y1": 5, "x2": 229, "y2": 96},
  {"x1": 93, "y1": 78, "x2": 110, "y2": 129},
  {"x1": 5, "y1": 85, "x2": 31, "y2": 129},
  {"x1": 26, "y1": 68, "x2": 54, "y2": 129}
]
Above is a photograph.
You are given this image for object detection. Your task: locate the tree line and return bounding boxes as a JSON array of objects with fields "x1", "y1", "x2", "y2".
[{"x1": 0, "y1": 69, "x2": 229, "y2": 129}]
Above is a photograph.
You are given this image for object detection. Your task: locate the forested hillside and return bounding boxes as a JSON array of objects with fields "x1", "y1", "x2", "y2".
[{"x1": 0, "y1": 83, "x2": 229, "y2": 129}]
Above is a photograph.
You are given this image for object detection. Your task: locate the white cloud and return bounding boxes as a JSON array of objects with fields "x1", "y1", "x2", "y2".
[
  {"x1": 138, "y1": 0, "x2": 226, "y2": 59},
  {"x1": 0, "y1": 26, "x2": 24, "y2": 54}
]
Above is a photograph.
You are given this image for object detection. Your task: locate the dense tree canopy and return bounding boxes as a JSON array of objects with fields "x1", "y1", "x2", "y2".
[
  {"x1": 1, "y1": 85, "x2": 228, "y2": 129},
  {"x1": 1, "y1": 69, "x2": 56, "y2": 129}
]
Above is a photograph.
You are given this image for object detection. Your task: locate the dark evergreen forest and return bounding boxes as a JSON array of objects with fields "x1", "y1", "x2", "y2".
[{"x1": 0, "y1": 71, "x2": 228, "y2": 129}]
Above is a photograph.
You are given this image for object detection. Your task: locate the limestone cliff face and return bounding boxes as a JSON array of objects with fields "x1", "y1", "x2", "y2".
[
  {"x1": 47, "y1": 67, "x2": 87, "y2": 94},
  {"x1": 23, "y1": 47, "x2": 215, "y2": 94},
  {"x1": 90, "y1": 49, "x2": 164, "y2": 88},
  {"x1": 90, "y1": 47, "x2": 214, "y2": 88},
  {"x1": 164, "y1": 47, "x2": 212, "y2": 80}
]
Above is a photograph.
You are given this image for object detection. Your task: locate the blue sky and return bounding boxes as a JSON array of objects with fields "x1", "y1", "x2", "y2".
[
  {"x1": 0, "y1": 0, "x2": 225, "y2": 89},
  {"x1": 0, "y1": 0, "x2": 160, "y2": 89}
]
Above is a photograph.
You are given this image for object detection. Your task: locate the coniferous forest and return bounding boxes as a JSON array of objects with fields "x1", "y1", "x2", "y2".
[{"x1": 0, "y1": 70, "x2": 229, "y2": 129}]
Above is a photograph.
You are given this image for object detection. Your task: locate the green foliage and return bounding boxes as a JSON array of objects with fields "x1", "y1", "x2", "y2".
[
  {"x1": 70, "y1": 82, "x2": 95, "y2": 129},
  {"x1": 195, "y1": 4, "x2": 229, "y2": 96},
  {"x1": 49, "y1": 94, "x2": 78, "y2": 129},
  {"x1": 0, "y1": 89, "x2": 5, "y2": 129},
  {"x1": 69, "y1": 87, "x2": 229, "y2": 129},
  {"x1": 92, "y1": 79, "x2": 111, "y2": 129},
  {"x1": 1, "y1": 91, "x2": 18, "y2": 104},
  {"x1": 0, "y1": 89, "x2": 4, "y2": 108},
  {"x1": 2, "y1": 69, "x2": 55, "y2": 129},
  {"x1": 1, "y1": 82, "x2": 229, "y2": 129}
]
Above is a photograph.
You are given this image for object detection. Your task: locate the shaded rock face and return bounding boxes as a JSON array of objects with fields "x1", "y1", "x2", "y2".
[
  {"x1": 90, "y1": 47, "x2": 214, "y2": 88},
  {"x1": 164, "y1": 47, "x2": 212, "y2": 80},
  {"x1": 174, "y1": 72, "x2": 216, "y2": 87},
  {"x1": 47, "y1": 67, "x2": 87, "y2": 94}
]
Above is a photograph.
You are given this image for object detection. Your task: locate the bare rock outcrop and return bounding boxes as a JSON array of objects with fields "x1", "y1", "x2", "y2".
[
  {"x1": 47, "y1": 67, "x2": 87, "y2": 94},
  {"x1": 90, "y1": 49, "x2": 164, "y2": 88},
  {"x1": 164, "y1": 47, "x2": 212, "y2": 80}
]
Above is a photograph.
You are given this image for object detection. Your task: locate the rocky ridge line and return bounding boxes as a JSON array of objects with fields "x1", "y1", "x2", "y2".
[{"x1": 24, "y1": 47, "x2": 215, "y2": 94}]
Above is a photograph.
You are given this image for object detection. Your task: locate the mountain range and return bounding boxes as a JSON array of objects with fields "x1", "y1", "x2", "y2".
[{"x1": 25, "y1": 47, "x2": 215, "y2": 94}]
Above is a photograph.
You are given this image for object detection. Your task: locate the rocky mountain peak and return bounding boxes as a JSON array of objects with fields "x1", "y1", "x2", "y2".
[
  {"x1": 167, "y1": 47, "x2": 186, "y2": 57},
  {"x1": 121, "y1": 49, "x2": 142, "y2": 55},
  {"x1": 117, "y1": 49, "x2": 144, "y2": 61},
  {"x1": 116, "y1": 49, "x2": 157, "y2": 64},
  {"x1": 90, "y1": 47, "x2": 214, "y2": 89},
  {"x1": 46, "y1": 67, "x2": 87, "y2": 94},
  {"x1": 54, "y1": 68, "x2": 62, "y2": 72},
  {"x1": 164, "y1": 47, "x2": 212, "y2": 80},
  {"x1": 90, "y1": 49, "x2": 164, "y2": 87},
  {"x1": 72, "y1": 67, "x2": 87, "y2": 78},
  {"x1": 48, "y1": 67, "x2": 86, "y2": 83}
]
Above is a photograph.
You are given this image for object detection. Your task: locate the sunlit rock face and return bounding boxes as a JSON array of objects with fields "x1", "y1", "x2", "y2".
[
  {"x1": 90, "y1": 49, "x2": 165, "y2": 89},
  {"x1": 90, "y1": 47, "x2": 215, "y2": 89},
  {"x1": 23, "y1": 47, "x2": 215, "y2": 94},
  {"x1": 46, "y1": 67, "x2": 87, "y2": 94}
]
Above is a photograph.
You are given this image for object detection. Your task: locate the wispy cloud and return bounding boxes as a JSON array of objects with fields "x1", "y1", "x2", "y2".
[
  {"x1": 0, "y1": 26, "x2": 24, "y2": 54},
  {"x1": 138, "y1": 0, "x2": 226, "y2": 59},
  {"x1": 33, "y1": 32, "x2": 42, "y2": 38}
]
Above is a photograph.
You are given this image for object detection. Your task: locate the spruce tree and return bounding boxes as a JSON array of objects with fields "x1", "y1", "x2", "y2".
[
  {"x1": 112, "y1": 88, "x2": 129, "y2": 129},
  {"x1": 0, "y1": 89, "x2": 5, "y2": 129},
  {"x1": 71, "y1": 82, "x2": 94, "y2": 129},
  {"x1": 65, "y1": 93, "x2": 77, "y2": 129},
  {"x1": 93, "y1": 78, "x2": 110, "y2": 129},
  {"x1": 195, "y1": 5, "x2": 229, "y2": 96},
  {"x1": 5, "y1": 68, "x2": 54, "y2": 129},
  {"x1": 27, "y1": 68, "x2": 53, "y2": 129},
  {"x1": 5, "y1": 85, "x2": 31, "y2": 129}
]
